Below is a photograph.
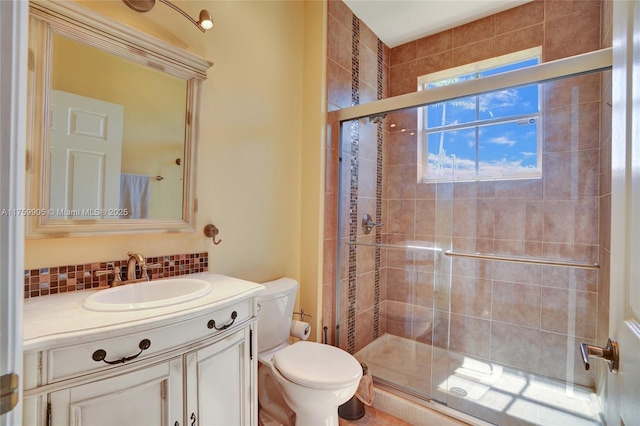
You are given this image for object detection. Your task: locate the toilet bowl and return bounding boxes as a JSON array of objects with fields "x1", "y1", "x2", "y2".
[{"x1": 257, "y1": 278, "x2": 362, "y2": 426}]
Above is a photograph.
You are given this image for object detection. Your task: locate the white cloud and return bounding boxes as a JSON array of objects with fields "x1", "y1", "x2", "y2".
[
  {"x1": 427, "y1": 153, "x2": 539, "y2": 180},
  {"x1": 479, "y1": 89, "x2": 520, "y2": 110},
  {"x1": 488, "y1": 136, "x2": 516, "y2": 147}
]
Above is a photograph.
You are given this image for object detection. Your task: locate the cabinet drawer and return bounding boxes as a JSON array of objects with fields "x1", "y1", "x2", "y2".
[{"x1": 47, "y1": 299, "x2": 251, "y2": 383}]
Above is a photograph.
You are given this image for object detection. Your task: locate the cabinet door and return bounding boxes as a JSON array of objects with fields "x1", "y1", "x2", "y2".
[
  {"x1": 49, "y1": 358, "x2": 183, "y2": 426},
  {"x1": 185, "y1": 327, "x2": 252, "y2": 426}
]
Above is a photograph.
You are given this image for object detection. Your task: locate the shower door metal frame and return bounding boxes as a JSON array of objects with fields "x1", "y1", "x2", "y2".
[
  {"x1": 328, "y1": 48, "x2": 611, "y2": 124},
  {"x1": 332, "y1": 46, "x2": 613, "y2": 400}
]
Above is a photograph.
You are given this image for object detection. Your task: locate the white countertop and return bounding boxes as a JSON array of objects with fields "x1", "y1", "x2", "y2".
[{"x1": 23, "y1": 273, "x2": 264, "y2": 351}]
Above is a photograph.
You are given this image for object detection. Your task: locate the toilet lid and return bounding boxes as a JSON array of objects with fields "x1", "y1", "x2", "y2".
[{"x1": 272, "y1": 341, "x2": 362, "y2": 390}]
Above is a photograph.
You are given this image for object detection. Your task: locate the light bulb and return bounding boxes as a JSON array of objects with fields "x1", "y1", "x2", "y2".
[{"x1": 198, "y1": 10, "x2": 214, "y2": 30}]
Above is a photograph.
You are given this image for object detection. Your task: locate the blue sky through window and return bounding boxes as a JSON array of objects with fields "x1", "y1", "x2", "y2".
[{"x1": 423, "y1": 57, "x2": 541, "y2": 181}]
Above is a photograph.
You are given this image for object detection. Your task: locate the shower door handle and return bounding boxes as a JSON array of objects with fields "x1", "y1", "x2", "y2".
[
  {"x1": 362, "y1": 214, "x2": 384, "y2": 235},
  {"x1": 580, "y1": 338, "x2": 618, "y2": 373}
]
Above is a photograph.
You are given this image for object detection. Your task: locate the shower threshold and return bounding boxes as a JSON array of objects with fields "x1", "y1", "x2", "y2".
[{"x1": 354, "y1": 334, "x2": 602, "y2": 426}]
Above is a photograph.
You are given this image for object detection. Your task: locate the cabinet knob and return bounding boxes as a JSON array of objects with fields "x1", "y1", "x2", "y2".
[{"x1": 191, "y1": 412, "x2": 196, "y2": 426}]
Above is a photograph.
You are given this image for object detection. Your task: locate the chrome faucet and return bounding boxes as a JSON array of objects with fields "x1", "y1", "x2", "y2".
[
  {"x1": 362, "y1": 214, "x2": 384, "y2": 235},
  {"x1": 127, "y1": 252, "x2": 147, "y2": 281}
]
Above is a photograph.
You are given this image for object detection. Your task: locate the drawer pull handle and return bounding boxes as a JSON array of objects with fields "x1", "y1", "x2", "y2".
[
  {"x1": 207, "y1": 311, "x2": 238, "y2": 330},
  {"x1": 92, "y1": 339, "x2": 151, "y2": 365}
]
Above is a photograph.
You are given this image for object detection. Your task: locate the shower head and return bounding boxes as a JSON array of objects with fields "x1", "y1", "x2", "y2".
[{"x1": 368, "y1": 113, "x2": 387, "y2": 124}]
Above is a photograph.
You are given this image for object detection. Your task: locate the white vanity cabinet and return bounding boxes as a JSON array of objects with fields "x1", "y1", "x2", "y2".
[
  {"x1": 185, "y1": 327, "x2": 252, "y2": 426},
  {"x1": 49, "y1": 357, "x2": 184, "y2": 425},
  {"x1": 22, "y1": 274, "x2": 263, "y2": 426}
]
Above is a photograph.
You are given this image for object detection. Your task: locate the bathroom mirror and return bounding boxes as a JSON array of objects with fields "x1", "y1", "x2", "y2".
[{"x1": 26, "y1": 0, "x2": 212, "y2": 238}]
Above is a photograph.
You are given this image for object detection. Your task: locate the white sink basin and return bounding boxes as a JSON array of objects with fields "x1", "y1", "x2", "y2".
[{"x1": 82, "y1": 278, "x2": 213, "y2": 312}]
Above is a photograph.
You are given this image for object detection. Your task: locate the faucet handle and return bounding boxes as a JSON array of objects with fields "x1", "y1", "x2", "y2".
[
  {"x1": 362, "y1": 214, "x2": 384, "y2": 235},
  {"x1": 95, "y1": 266, "x2": 122, "y2": 285},
  {"x1": 142, "y1": 263, "x2": 163, "y2": 280}
]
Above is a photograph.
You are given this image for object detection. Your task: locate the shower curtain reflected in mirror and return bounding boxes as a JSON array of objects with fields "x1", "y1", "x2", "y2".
[{"x1": 335, "y1": 69, "x2": 608, "y2": 425}]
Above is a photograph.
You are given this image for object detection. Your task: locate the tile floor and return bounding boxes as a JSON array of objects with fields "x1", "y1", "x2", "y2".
[{"x1": 338, "y1": 406, "x2": 409, "y2": 426}]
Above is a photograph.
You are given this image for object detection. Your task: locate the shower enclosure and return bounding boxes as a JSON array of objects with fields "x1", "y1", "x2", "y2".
[{"x1": 330, "y1": 50, "x2": 611, "y2": 425}]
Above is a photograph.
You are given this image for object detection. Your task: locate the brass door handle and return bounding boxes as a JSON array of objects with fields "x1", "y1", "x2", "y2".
[
  {"x1": 580, "y1": 338, "x2": 619, "y2": 373},
  {"x1": 0, "y1": 373, "x2": 19, "y2": 415}
]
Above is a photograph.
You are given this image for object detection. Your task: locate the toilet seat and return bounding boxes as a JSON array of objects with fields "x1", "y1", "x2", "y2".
[{"x1": 272, "y1": 341, "x2": 362, "y2": 390}]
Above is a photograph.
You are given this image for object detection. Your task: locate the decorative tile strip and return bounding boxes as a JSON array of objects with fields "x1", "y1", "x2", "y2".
[
  {"x1": 24, "y1": 252, "x2": 208, "y2": 299},
  {"x1": 347, "y1": 12, "x2": 360, "y2": 355},
  {"x1": 373, "y1": 37, "x2": 384, "y2": 340}
]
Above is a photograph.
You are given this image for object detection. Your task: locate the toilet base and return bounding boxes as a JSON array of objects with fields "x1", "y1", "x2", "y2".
[
  {"x1": 292, "y1": 406, "x2": 341, "y2": 426},
  {"x1": 258, "y1": 362, "x2": 295, "y2": 426}
]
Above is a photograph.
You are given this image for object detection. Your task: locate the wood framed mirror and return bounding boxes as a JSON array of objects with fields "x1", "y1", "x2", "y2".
[{"x1": 26, "y1": 0, "x2": 212, "y2": 238}]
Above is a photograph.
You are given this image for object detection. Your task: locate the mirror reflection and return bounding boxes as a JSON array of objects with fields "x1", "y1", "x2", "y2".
[{"x1": 49, "y1": 33, "x2": 187, "y2": 220}]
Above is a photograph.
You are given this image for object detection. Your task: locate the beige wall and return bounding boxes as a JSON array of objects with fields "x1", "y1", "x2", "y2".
[
  {"x1": 299, "y1": 0, "x2": 328, "y2": 341},
  {"x1": 25, "y1": 0, "x2": 327, "y2": 330}
]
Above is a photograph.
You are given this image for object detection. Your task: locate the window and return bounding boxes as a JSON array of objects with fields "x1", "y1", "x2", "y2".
[{"x1": 419, "y1": 48, "x2": 542, "y2": 182}]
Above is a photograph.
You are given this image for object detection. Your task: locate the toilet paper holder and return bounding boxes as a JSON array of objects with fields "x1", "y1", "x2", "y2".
[
  {"x1": 291, "y1": 308, "x2": 312, "y2": 341},
  {"x1": 293, "y1": 309, "x2": 312, "y2": 323}
]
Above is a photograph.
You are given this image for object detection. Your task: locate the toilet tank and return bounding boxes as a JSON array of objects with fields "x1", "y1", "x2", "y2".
[{"x1": 257, "y1": 278, "x2": 298, "y2": 352}]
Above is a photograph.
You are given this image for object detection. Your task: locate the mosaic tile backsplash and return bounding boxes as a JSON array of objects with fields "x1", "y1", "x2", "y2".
[{"x1": 24, "y1": 252, "x2": 208, "y2": 299}]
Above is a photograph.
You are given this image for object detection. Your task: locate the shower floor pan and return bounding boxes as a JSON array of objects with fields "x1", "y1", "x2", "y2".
[{"x1": 354, "y1": 334, "x2": 602, "y2": 426}]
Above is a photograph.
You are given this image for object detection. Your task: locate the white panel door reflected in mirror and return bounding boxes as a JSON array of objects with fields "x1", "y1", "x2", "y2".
[{"x1": 49, "y1": 90, "x2": 124, "y2": 219}]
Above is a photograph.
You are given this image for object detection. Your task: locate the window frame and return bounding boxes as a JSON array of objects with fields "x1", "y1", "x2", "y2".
[{"x1": 417, "y1": 47, "x2": 543, "y2": 183}]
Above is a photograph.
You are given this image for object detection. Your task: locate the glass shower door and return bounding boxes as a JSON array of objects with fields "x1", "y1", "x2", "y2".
[
  {"x1": 436, "y1": 70, "x2": 606, "y2": 426},
  {"x1": 335, "y1": 106, "x2": 449, "y2": 403},
  {"x1": 334, "y1": 66, "x2": 608, "y2": 426}
]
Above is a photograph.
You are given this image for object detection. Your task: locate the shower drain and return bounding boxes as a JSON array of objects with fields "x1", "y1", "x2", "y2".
[{"x1": 449, "y1": 386, "x2": 468, "y2": 397}]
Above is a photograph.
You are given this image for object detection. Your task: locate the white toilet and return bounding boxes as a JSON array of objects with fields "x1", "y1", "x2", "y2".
[{"x1": 257, "y1": 278, "x2": 362, "y2": 426}]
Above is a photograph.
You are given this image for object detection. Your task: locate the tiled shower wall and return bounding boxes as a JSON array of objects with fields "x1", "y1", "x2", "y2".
[
  {"x1": 382, "y1": 0, "x2": 608, "y2": 388},
  {"x1": 324, "y1": 0, "x2": 611, "y2": 389},
  {"x1": 324, "y1": 0, "x2": 390, "y2": 350},
  {"x1": 388, "y1": 0, "x2": 603, "y2": 97}
]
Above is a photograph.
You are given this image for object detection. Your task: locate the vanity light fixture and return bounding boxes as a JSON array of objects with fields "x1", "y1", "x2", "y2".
[{"x1": 122, "y1": 0, "x2": 213, "y2": 32}]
